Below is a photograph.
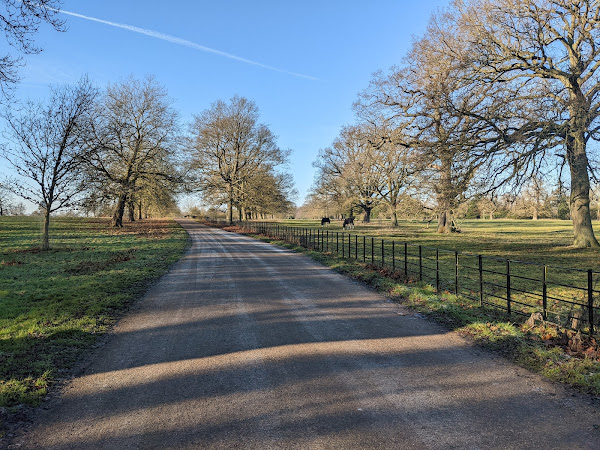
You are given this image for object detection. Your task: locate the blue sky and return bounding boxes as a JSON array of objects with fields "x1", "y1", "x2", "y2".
[{"x1": 8, "y1": 0, "x2": 449, "y2": 207}]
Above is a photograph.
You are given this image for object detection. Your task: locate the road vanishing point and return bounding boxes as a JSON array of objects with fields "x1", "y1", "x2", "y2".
[{"x1": 14, "y1": 219, "x2": 600, "y2": 449}]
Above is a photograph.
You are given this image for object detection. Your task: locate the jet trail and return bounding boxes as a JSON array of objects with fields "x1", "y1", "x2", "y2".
[{"x1": 47, "y1": 6, "x2": 318, "y2": 81}]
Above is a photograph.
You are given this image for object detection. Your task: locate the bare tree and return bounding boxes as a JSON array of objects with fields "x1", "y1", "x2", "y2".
[
  {"x1": 357, "y1": 63, "x2": 489, "y2": 232},
  {"x1": 191, "y1": 96, "x2": 289, "y2": 224},
  {"x1": 300, "y1": 190, "x2": 343, "y2": 220},
  {"x1": 130, "y1": 172, "x2": 181, "y2": 220},
  {"x1": 357, "y1": 124, "x2": 416, "y2": 227},
  {"x1": 313, "y1": 125, "x2": 383, "y2": 222},
  {"x1": 240, "y1": 169, "x2": 296, "y2": 219},
  {"x1": 0, "y1": 0, "x2": 64, "y2": 98},
  {"x1": 83, "y1": 76, "x2": 180, "y2": 227},
  {"x1": 452, "y1": 0, "x2": 600, "y2": 247},
  {"x1": 0, "y1": 77, "x2": 97, "y2": 249}
]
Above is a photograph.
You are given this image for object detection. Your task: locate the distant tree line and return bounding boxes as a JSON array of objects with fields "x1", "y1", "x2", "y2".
[
  {"x1": 0, "y1": 76, "x2": 295, "y2": 248},
  {"x1": 309, "y1": 0, "x2": 600, "y2": 248},
  {"x1": 301, "y1": 176, "x2": 591, "y2": 222},
  {"x1": 189, "y1": 95, "x2": 296, "y2": 224}
]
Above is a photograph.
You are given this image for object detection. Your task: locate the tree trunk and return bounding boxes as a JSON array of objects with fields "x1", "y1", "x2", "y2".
[
  {"x1": 566, "y1": 122, "x2": 599, "y2": 247},
  {"x1": 42, "y1": 207, "x2": 51, "y2": 250},
  {"x1": 362, "y1": 207, "x2": 371, "y2": 223},
  {"x1": 226, "y1": 182, "x2": 234, "y2": 224},
  {"x1": 437, "y1": 210, "x2": 453, "y2": 234},
  {"x1": 138, "y1": 201, "x2": 142, "y2": 220},
  {"x1": 127, "y1": 199, "x2": 135, "y2": 222},
  {"x1": 112, "y1": 193, "x2": 127, "y2": 227},
  {"x1": 437, "y1": 152, "x2": 456, "y2": 234},
  {"x1": 390, "y1": 208, "x2": 399, "y2": 227}
]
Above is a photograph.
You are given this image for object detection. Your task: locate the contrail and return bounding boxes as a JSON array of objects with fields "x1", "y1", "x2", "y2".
[{"x1": 46, "y1": 6, "x2": 318, "y2": 81}]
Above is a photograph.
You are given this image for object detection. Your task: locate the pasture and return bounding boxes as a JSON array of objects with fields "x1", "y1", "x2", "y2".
[
  {"x1": 0, "y1": 217, "x2": 188, "y2": 408},
  {"x1": 278, "y1": 218, "x2": 600, "y2": 270}
]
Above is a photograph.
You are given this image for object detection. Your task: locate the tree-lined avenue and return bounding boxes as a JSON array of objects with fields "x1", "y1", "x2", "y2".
[{"x1": 15, "y1": 220, "x2": 599, "y2": 448}]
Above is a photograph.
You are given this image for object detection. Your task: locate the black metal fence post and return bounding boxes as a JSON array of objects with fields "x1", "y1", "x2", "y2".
[
  {"x1": 326, "y1": 230, "x2": 329, "y2": 252},
  {"x1": 381, "y1": 240, "x2": 385, "y2": 267},
  {"x1": 348, "y1": 234, "x2": 351, "y2": 258},
  {"x1": 436, "y1": 248, "x2": 439, "y2": 291},
  {"x1": 506, "y1": 260, "x2": 511, "y2": 315},
  {"x1": 355, "y1": 235, "x2": 358, "y2": 260},
  {"x1": 336, "y1": 232, "x2": 339, "y2": 253},
  {"x1": 371, "y1": 237, "x2": 374, "y2": 264},
  {"x1": 363, "y1": 236, "x2": 366, "y2": 262},
  {"x1": 542, "y1": 266, "x2": 547, "y2": 320},
  {"x1": 419, "y1": 245, "x2": 422, "y2": 281},
  {"x1": 479, "y1": 255, "x2": 483, "y2": 306},
  {"x1": 588, "y1": 269, "x2": 594, "y2": 335},
  {"x1": 342, "y1": 233, "x2": 345, "y2": 258},
  {"x1": 392, "y1": 241, "x2": 395, "y2": 271},
  {"x1": 455, "y1": 251, "x2": 459, "y2": 295}
]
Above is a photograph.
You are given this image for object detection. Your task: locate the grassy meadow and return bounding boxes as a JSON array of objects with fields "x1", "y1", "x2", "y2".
[
  {"x1": 0, "y1": 216, "x2": 188, "y2": 408},
  {"x1": 274, "y1": 218, "x2": 600, "y2": 270}
]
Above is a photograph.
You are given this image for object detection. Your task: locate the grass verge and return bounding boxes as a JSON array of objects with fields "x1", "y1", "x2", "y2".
[
  {"x1": 213, "y1": 222, "x2": 600, "y2": 396},
  {"x1": 0, "y1": 217, "x2": 188, "y2": 410}
]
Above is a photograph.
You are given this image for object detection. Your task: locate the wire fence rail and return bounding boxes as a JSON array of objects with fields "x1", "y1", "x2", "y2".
[{"x1": 211, "y1": 220, "x2": 600, "y2": 336}]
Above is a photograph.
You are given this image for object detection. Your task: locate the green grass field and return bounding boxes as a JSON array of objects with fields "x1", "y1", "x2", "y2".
[
  {"x1": 275, "y1": 218, "x2": 600, "y2": 268},
  {"x1": 0, "y1": 216, "x2": 188, "y2": 408}
]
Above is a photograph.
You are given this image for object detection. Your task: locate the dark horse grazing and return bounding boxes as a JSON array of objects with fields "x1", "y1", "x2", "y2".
[
  {"x1": 321, "y1": 217, "x2": 331, "y2": 226},
  {"x1": 342, "y1": 217, "x2": 354, "y2": 229}
]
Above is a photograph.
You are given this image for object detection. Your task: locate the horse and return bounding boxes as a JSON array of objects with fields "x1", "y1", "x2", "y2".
[
  {"x1": 342, "y1": 217, "x2": 354, "y2": 229},
  {"x1": 320, "y1": 217, "x2": 331, "y2": 226}
]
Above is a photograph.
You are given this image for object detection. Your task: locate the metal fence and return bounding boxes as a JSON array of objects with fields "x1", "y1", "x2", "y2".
[{"x1": 220, "y1": 220, "x2": 599, "y2": 336}]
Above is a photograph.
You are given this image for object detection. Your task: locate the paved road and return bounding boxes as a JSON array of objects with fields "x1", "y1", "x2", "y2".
[{"x1": 15, "y1": 220, "x2": 600, "y2": 449}]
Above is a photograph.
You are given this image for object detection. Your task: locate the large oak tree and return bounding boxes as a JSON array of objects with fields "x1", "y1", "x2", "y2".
[
  {"x1": 191, "y1": 95, "x2": 289, "y2": 224},
  {"x1": 83, "y1": 76, "x2": 179, "y2": 227},
  {"x1": 453, "y1": 0, "x2": 600, "y2": 247}
]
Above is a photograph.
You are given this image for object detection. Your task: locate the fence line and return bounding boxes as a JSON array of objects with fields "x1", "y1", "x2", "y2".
[{"x1": 215, "y1": 220, "x2": 599, "y2": 336}]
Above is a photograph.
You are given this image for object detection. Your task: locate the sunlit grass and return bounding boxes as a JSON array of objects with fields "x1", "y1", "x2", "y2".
[
  {"x1": 274, "y1": 218, "x2": 600, "y2": 269},
  {"x1": 0, "y1": 217, "x2": 188, "y2": 407}
]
